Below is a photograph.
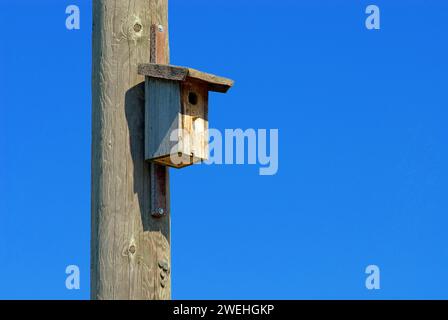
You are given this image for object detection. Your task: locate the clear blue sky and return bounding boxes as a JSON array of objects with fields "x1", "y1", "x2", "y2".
[{"x1": 0, "y1": 0, "x2": 448, "y2": 299}]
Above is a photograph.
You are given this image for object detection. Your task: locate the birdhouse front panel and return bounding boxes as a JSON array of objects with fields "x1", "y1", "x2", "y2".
[
  {"x1": 180, "y1": 81, "x2": 209, "y2": 162},
  {"x1": 138, "y1": 63, "x2": 234, "y2": 169}
]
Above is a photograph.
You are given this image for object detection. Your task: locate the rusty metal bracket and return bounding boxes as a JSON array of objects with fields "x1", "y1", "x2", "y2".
[{"x1": 150, "y1": 163, "x2": 169, "y2": 218}]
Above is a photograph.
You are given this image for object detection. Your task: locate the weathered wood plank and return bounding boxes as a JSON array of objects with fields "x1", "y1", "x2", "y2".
[
  {"x1": 181, "y1": 81, "x2": 209, "y2": 160},
  {"x1": 145, "y1": 79, "x2": 181, "y2": 162},
  {"x1": 187, "y1": 68, "x2": 234, "y2": 93},
  {"x1": 92, "y1": 0, "x2": 171, "y2": 300},
  {"x1": 138, "y1": 64, "x2": 189, "y2": 82},
  {"x1": 138, "y1": 63, "x2": 234, "y2": 93}
]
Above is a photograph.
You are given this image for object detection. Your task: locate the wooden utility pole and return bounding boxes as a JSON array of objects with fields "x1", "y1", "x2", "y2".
[{"x1": 91, "y1": 0, "x2": 171, "y2": 300}]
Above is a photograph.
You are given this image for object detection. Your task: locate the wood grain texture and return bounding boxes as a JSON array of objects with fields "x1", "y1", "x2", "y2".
[
  {"x1": 145, "y1": 78, "x2": 181, "y2": 161},
  {"x1": 92, "y1": 0, "x2": 171, "y2": 300},
  {"x1": 181, "y1": 81, "x2": 209, "y2": 161},
  {"x1": 138, "y1": 63, "x2": 234, "y2": 93},
  {"x1": 138, "y1": 64, "x2": 189, "y2": 82}
]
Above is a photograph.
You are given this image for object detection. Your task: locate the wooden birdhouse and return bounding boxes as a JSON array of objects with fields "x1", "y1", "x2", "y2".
[{"x1": 138, "y1": 63, "x2": 234, "y2": 168}]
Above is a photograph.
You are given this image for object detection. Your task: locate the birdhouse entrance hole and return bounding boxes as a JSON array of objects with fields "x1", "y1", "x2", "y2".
[{"x1": 188, "y1": 92, "x2": 198, "y2": 105}]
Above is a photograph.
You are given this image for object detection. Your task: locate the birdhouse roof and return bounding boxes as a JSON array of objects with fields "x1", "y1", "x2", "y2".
[{"x1": 138, "y1": 63, "x2": 234, "y2": 93}]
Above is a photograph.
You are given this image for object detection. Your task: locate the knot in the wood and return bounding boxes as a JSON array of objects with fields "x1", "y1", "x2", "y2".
[
  {"x1": 129, "y1": 245, "x2": 136, "y2": 255},
  {"x1": 123, "y1": 15, "x2": 143, "y2": 42},
  {"x1": 133, "y1": 23, "x2": 142, "y2": 33}
]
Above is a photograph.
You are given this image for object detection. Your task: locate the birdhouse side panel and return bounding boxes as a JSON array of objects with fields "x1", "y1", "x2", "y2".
[{"x1": 145, "y1": 78, "x2": 182, "y2": 162}]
